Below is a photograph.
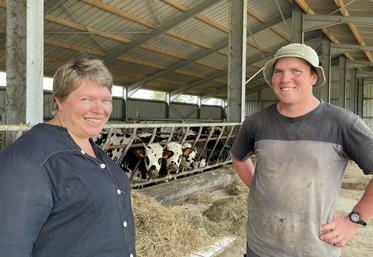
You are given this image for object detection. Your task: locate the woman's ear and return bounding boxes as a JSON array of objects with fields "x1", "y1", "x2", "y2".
[{"x1": 54, "y1": 97, "x2": 63, "y2": 111}]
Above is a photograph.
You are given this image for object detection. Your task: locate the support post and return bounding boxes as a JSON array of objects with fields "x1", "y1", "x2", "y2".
[{"x1": 227, "y1": 0, "x2": 247, "y2": 122}]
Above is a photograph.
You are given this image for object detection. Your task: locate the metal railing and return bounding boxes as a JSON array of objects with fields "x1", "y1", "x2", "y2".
[{"x1": 0, "y1": 122, "x2": 241, "y2": 188}]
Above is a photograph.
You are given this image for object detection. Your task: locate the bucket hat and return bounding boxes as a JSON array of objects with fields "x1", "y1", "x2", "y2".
[{"x1": 263, "y1": 43, "x2": 326, "y2": 87}]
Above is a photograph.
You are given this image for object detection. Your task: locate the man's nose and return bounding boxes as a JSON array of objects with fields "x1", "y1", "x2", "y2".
[{"x1": 280, "y1": 71, "x2": 292, "y2": 82}]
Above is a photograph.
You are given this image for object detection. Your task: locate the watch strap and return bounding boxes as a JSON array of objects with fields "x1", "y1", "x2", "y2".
[{"x1": 349, "y1": 211, "x2": 367, "y2": 226}]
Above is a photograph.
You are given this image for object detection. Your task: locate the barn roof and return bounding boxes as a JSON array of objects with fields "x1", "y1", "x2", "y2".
[{"x1": 0, "y1": 0, "x2": 372, "y2": 100}]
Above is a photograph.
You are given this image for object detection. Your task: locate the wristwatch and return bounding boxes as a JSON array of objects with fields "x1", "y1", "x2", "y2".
[{"x1": 348, "y1": 211, "x2": 367, "y2": 226}]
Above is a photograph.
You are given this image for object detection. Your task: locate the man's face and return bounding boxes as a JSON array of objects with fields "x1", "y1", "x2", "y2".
[
  {"x1": 271, "y1": 57, "x2": 318, "y2": 106},
  {"x1": 55, "y1": 79, "x2": 112, "y2": 140}
]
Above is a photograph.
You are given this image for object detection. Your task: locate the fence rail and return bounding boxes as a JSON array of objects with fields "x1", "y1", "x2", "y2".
[{"x1": 0, "y1": 122, "x2": 241, "y2": 188}]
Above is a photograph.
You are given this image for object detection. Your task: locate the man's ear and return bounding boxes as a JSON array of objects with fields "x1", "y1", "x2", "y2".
[{"x1": 311, "y1": 72, "x2": 318, "y2": 86}]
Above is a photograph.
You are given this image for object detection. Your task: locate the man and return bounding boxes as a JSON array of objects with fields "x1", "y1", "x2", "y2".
[{"x1": 231, "y1": 43, "x2": 373, "y2": 257}]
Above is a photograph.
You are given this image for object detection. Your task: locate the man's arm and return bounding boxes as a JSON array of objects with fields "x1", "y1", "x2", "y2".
[
  {"x1": 320, "y1": 177, "x2": 373, "y2": 247},
  {"x1": 231, "y1": 155, "x2": 255, "y2": 187}
]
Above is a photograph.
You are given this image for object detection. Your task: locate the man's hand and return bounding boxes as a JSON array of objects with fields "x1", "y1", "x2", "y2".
[{"x1": 320, "y1": 214, "x2": 362, "y2": 247}]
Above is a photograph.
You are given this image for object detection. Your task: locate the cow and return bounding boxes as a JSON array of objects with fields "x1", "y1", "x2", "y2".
[
  {"x1": 94, "y1": 129, "x2": 165, "y2": 183},
  {"x1": 93, "y1": 128, "x2": 135, "y2": 163},
  {"x1": 122, "y1": 143, "x2": 164, "y2": 183},
  {"x1": 162, "y1": 142, "x2": 183, "y2": 175},
  {"x1": 180, "y1": 142, "x2": 206, "y2": 170}
]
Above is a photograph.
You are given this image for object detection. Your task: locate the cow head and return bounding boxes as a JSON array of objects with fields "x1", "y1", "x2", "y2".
[
  {"x1": 143, "y1": 143, "x2": 164, "y2": 179},
  {"x1": 181, "y1": 143, "x2": 199, "y2": 170},
  {"x1": 163, "y1": 142, "x2": 183, "y2": 174},
  {"x1": 93, "y1": 128, "x2": 134, "y2": 163}
]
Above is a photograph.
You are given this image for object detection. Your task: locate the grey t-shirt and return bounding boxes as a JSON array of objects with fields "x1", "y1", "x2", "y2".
[{"x1": 232, "y1": 102, "x2": 373, "y2": 257}]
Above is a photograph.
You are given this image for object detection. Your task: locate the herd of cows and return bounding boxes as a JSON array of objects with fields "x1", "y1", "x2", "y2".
[{"x1": 94, "y1": 124, "x2": 240, "y2": 186}]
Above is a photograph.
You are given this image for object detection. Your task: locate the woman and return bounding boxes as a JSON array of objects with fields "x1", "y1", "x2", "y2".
[{"x1": 0, "y1": 59, "x2": 136, "y2": 257}]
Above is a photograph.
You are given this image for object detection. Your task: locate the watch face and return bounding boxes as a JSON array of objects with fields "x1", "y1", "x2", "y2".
[{"x1": 351, "y1": 213, "x2": 360, "y2": 222}]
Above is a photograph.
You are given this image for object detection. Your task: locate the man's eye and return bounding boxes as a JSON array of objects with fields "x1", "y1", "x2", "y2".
[
  {"x1": 103, "y1": 99, "x2": 112, "y2": 104},
  {"x1": 81, "y1": 98, "x2": 91, "y2": 102}
]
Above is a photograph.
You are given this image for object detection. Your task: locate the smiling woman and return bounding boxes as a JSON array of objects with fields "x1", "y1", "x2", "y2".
[{"x1": 0, "y1": 59, "x2": 137, "y2": 257}]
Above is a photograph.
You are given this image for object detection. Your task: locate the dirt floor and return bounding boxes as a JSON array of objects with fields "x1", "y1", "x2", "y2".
[{"x1": 214, "y1": 162, "x2": 373, "y2": 257}]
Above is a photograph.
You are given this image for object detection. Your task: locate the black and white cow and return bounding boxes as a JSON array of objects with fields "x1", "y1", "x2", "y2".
[
  {"x1": 162, "y1": 142, "x2": 183, "y2": 174},
  {"x1": 180, "y1": 142, "x2": 206, "y2": 170},
  {"x1": 122, "y1": 143, "x2": 164, "y2": 183},
  {"x1": 94, "y1": 129, "x2": 165, "y2": 183}
]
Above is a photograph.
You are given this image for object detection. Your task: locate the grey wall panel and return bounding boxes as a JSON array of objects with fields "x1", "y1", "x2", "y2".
[
  {"x1": 246, "y1": 91, "x2": 258, "y2": 101},
  {"x1": 330, "y1": 65, "x2": 356, "y2": 110},
  {"x1": 260, "y1": 87, "x2": 276, "y2": 101},
  {"x1": 345, "y1": 69, "x2": 354, "y2": 112},
  {"x1": 111, "y1": 97, "x2": 124, "y2": 120},
  {"x1": 245, "y1": 101, "x2": 260, "y2": 116},
  {"x1": 0, "y1": 87, "x2": 5, "y2": 115},
  {"x1": 330, "y1": 65, "x2": 341, "y2": 106},
  {"x1": 245, "y1": 88, "x2": 276, "y2": 117},
  {"x1": 127, "y1": 99, "x2": 167, "y2": 121},
  {"x1": 169, "y1": 103, "x2": 198, "y2": 120},
  {"x1": 200, "y1": 105, "x2": 224, "y2": 120},
  {"x1": 43, "y1": 91, "x2": 55, "y2": 120},
  {"x1": 364, "y1": 82, "x2": 373, "y2": 130},
  {"x1": 313, "y1": 86, "x2": 323, "y2": 99}
]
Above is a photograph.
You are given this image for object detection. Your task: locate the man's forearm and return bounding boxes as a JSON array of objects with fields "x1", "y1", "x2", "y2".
[
  {"x1": 352, "y1": 177, "x2": 373, "y2": 222},
  {"x1": 231, "y1": 155, "x2": 255, "y2": 187}
]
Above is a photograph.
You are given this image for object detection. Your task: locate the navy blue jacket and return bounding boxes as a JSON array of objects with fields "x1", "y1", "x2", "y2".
[{"x1": 0, "y1": 123, "x2": 136, "y2": 257}]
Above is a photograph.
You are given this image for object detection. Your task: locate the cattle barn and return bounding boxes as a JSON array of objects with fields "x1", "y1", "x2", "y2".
[{"x1": 0, "y1": 0, "x2": 373, "y2": 256}]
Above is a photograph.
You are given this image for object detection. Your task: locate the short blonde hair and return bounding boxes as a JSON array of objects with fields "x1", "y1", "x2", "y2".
[{"x1": 53, "y1": 59, "x2": 113, "y2": 101}]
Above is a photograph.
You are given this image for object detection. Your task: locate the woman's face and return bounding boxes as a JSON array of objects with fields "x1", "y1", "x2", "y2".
[{"x1": 55, "y1": 80, "x2": 112, "y2": 140}]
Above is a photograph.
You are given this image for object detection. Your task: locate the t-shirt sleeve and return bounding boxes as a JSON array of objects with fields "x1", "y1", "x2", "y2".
[
  {"x1": 344, "y1": 117, "x2": 373, "y2": 174},
  {"x1": 231, "y1": 119, "x2": 255, "y2": 161},
  {"x1": 0, "y1": 152, "x2": 53, "y2": 257}
]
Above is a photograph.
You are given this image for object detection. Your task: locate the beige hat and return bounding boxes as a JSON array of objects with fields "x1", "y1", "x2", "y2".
[{"x1": 263, "y1": 43, "x2": 326, "y2": 87}]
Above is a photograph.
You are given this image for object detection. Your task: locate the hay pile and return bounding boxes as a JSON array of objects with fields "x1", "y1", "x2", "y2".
[
  {"x1": 132, "y1": 179, "x2": 250, "y2": 256},
  {"x1": 131, "y1": 191, "x2": 217, "y2": 257},
  {"x1": 203, "y1": 194, "x2": 248, "y2": 235},
  {"x1": 183, "y1": 191, "x2": 215, "y2": 204},
  {"x1": 224, "y1": 179, "x2": 249, "y2": 196}
]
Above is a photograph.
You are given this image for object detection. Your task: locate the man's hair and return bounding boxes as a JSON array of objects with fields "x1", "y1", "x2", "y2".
[{"x1": 53, "y1": 59, "x2": 113, "y2": 101}]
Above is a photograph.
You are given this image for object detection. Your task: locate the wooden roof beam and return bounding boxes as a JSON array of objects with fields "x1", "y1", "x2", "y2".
[
  {"x1": 82, "y1": 0, "x2": 219, "y2": 51},
  {"x1": 247, "y1": 7, "x2": 291, "y2": 42},
  {"x1": 334, "y1": 0, "x2": 373, "y2": 62},
  {"x1": 104, "y1": 0, "x2": 219, "y2": 61},
  {"x1": 295, "y1": 0, "x2": 354, "y2": 61}
]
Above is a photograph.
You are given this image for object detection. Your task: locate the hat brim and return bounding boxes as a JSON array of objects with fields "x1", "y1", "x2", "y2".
[{"x1": 263, "y1": 55, "x2": 326, "y2": 88}]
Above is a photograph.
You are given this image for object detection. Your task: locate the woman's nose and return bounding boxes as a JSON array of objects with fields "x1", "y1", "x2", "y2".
[{"x1": 91, "y1": 100, "x2": 105, "y2": 113}]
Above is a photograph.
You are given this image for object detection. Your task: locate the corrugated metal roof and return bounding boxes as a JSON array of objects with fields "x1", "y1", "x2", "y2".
[{"x1": 0, "y1": 0, "x2": 372, "y2": 101}]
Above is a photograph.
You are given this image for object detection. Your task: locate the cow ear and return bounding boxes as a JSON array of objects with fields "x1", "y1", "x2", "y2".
[
  {"x1": 163, "y1": 150, "x2": 170, "y2": 159},
  {"x1": 182, "y1": 148, "x2": 193, "y2": 156},
  {"x1": 163, "y1": 150, "x2": 174, "y2": 159},
  {"x1": 134, "y1": 148, "x2": 145, "y2": 158}
]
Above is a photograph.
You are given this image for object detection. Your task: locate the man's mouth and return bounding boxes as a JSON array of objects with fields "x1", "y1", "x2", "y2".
[{"x1": 280, "y1": 87, "x2": 296, "y2": 91}]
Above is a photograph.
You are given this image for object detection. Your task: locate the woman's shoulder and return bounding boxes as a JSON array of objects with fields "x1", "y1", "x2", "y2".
[{"x1": 1, "y1": 123, "x2": 75, "y2": 166}]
